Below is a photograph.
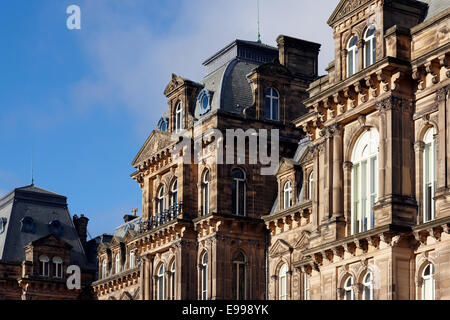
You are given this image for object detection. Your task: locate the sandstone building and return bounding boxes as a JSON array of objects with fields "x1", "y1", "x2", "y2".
[
  {"x1": 93, "y1": 0, "x2": 450, "y2": 300},
  {"x1": 0, "y1": 184, "x2": 101, "y2": 300}
]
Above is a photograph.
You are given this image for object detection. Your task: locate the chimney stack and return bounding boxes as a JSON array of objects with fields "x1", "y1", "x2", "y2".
[
  {"x1": 123, "y1": 209, "x2": 139, "y2": 223},
  {"x1": 73, "y1": 214, "x2": 89, "y2": 251},
  {"x1": 276, "y1": 35, "x2": 321, "y2": 80}
]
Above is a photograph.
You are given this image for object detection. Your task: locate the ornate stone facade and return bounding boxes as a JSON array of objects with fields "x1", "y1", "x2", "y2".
[{"x1": 93, "y1": 0, "x2": 450, "y2": 301}]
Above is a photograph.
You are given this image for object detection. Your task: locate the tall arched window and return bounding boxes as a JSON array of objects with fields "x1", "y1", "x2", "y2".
[
  {"x1": 232, "y1": 169, "x2": 246, "y2": 216},
  {"x1": 308, "y1": 172, "x2": 314, "y2": 200},
  {"x1": 39, "y1": 255, "x2": 49, "y2": 277},
  {"x1": 170, "y1": 180, "x2": 178, "y2": 209},
  {"x1": 202, "y1": 170, "x2": 210, "y2": 216},
  {"x1": 175, "y1": 102, "x2": 183, "y2": 133},
  {"x1": 279, "y1": 264, "x2": 288, "y2": 300},
  {"x1": 157, "y1": 186, "x2": 165, "y2": 214},
  {"x1": 201, "y1": 252, "x2": 208, "y2": 300},
  {"x1": 129, "y1": 251, "x2": 135, "y2": 269},
  {"x1": 157, "y1": 264, "x2": 166, "y2": 300},
  {"x1": 53, "y1": 257, "x2": 63, "y2": 278},
  {"x1": 170, "y1": 261, "x2": 176, "y2": 300},
  {"x1": 102, "y1": 259, "x2": 107, "y2": 279},
  {"x1": 364, "y1": 25, "x2": 376, "y2": 68},
  {"x1": 344, "y1": 276, "x2": 354, "y2": 300},
  {"x1": 232, "y1": 252, "x2": 246, "y2": 300},
  {"x1": 265, "y1": 88, "x2": 279, "y2": 121},
  {"x1": 422, "y1": 263, "x2": 435, "y2": 300},
  {"x1": 423, "y1": 127, "x2": 436, "y2": 222},
  {"x1": 362, "y1": 271, "x2": 374, "y2": 300},
  {"x1": 351, "y1": 128, "x2": 379, "y2": 234},
  {"x1": 303, "y1": 273, "x2": 311, "y2": 300},
  {"x1": 115, "y1": 254, "x2": 121, "y2": 274},
  {"x1": 347, "y1": 36, "x2": 359, "y2": 77},
  {"x1": 283, "y1": 181, "x2": 293, "y2": 209}
]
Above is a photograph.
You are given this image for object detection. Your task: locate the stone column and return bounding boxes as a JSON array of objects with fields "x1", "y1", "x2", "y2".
[
  {"x1": 139, "y1": 256, "x2": 145, "y2": 300},
  {"x1": 437, "y1": 86, "x2": 448, "y2": 190},
  {"x1": 332, "y1": 125, "x2": 344, "y2": 218},
  {"x1": 343, "y1": 161, "x2": 353, "y2": 235}
]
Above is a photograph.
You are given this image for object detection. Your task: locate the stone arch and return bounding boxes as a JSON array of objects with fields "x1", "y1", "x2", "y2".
[
  {"x1": 345, "y1": 122, "x2": 381, "y2": 163},
  {"x1": 416, "y1": 121, "x2": 438, "y2": 143}
]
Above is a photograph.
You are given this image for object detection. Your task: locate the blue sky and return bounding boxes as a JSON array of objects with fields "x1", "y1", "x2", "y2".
[{"x1": 0, "y1": 0, "x2": 336, "y2": 237}]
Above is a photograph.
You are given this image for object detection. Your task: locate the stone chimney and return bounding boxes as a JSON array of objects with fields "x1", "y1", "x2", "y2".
[
  {"x1": 276, "y1": 35, "x2": 321, "y2": 80},
  {"x1": 73, "y1": 214, "x2": 89, "y2": 250},
  {"x1": 123, "y1": 208, "x2": 139, "y2": 223}
]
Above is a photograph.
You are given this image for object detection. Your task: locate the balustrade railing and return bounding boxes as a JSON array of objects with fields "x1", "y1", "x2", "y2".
[{"x1": 138, "y1": 202, "x2": 183, "y2": 233}]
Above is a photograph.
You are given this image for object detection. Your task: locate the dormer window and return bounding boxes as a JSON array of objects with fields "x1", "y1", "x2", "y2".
[
  {"x1": 0, "y1": 218, "x2": 6, "y2": 234},
  {"x1": 364, "y1": 26, "x2": 376, "y2": 68},
  {"x1": 265, "y1": 88, "x2": 279, "y2": 121},
  {"x1": 197, "y1": 89, "x2": 212, "y2": 116},
  {"x1": 347, "y1": 36, "x2": 359, "y2": 77},
  {"x1": 158, "y1": 117, "x2": 168, "y2": 132},
  {"x1": 21, "y1": 216, "x2": 35, "y2": 234},
  {"x1": 283, "y1": 181, "x2": 293, "y2": 209},
  {"x1": 49, "y1": 220, "x2": 63, "y2": 236},
  {"x1": 175, "y1": 102, "x2": 183, "y2": 133}
]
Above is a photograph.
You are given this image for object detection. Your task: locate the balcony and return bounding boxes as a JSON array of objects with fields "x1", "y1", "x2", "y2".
[{"x1": 138, "y1": 202, "x2": 184, "y2": 233}]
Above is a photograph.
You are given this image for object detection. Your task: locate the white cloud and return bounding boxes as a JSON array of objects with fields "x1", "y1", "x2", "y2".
[{"x1": 71, "y1": 0, "x2": 337, "y2": 131}]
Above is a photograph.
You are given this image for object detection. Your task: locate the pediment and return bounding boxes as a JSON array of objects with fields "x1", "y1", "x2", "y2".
[
  {"x1": 298, "y1": 146, "x2": 314, "y2": 165},
  {"x1": 163, "y1": 73, "x2": 203, "y2": 97},
  {"x1": 277, "y1": 158, "x2": 299, "y2": 176},
  {"x1": 269, "y1": 239, "x2": 292, "y2": 258},
  {"x1": 30, "y1": 234, "x2": 72, "y2": 249},
  {"x1": 108, "y1": 236, "x2": 123, "y2": 248},
  {"x1": 327, "y1": 0, "x2": 372, "y2": 26},
  {"x1": 293, "y1": 231, "x2": 310, "y2": 250},
  {"x1": 132, "y1": 130, "x2": 174, "y2": 167}
]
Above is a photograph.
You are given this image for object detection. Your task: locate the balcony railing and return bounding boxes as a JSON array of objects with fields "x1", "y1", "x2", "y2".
[{"x1": 138, "y1": 202, "x2": 184, "y2": 233}]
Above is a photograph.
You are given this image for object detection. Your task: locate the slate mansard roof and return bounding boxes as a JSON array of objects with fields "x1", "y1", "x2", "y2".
[{"x1": 0, "y1": 185, "x2": 88, "y2": 268}]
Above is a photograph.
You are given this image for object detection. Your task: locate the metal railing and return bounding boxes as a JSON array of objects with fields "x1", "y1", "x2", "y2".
[{"x1": 138, "y1": 202, "x2": 183, "y2": 233}]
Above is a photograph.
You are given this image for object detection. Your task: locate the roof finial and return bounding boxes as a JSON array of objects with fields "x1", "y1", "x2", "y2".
[
  {"x1": 30, "y1": 145, "x2": 34, "y2": 186},
  {"x1": 257, "y1": 0, "x2": 262, "y2": 43}
]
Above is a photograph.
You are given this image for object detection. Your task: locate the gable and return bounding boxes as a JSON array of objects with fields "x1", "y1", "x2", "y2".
[
  {"x1": 277, "y1": 158, "x2": 299, "y2": 176},
  {"x1": 30, "y1": 234, "x2": 72, "y2": 250},
  {"x1": 328, "y1": 0, "x2": 373, "y2": 26},
  {"x1": 293, "y1": 231, "x2": 310, "y2": 250},
  {"x1": 269, "y1": 239, "x2": 293, "y2": 258},
  {"x1": 131, "y1": 130, "x2": 174, "y2": 167}
]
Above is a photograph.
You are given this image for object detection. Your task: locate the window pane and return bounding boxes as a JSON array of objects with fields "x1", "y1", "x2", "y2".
[
  {"x1": 232, "y1": 180, "x2": 237, "y2": 215},
  {"x1": 266, "y1": 97, "x2": 271, "y2": 119},
  {"x1": 238, "y1": 181, "x2": 245, "y2": 216},
  {"x1": 272, "y1": 99, "x2": 279, "y2": 120},
  {"x1": 361, "y1": 160, "x2": 367, "y2": 231},
  {"x1": 348, "y1": 52, "x2": 354, "y2": 76}
]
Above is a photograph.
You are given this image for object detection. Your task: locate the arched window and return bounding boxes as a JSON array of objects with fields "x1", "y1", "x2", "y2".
[
  {"x1": 169, "y1": 261, "x2": 176, "y2": 300},
  {"x1": 129, "y1": 251, "x2": 135, "y2": 269},
  {"x1": 175, "y1": 102, "x2": 183, "y2": 133},
  {"x1": 39, "y1": 256, "x2": 49, "y2": 277},
  {"x1": 423, "y1": 127, "x2": 436, "y2": 222},
  {"x1": 303, "y1": 273, "x2": 311, "y2": 300},
  {"x1": 115, "y1": 254, "x2": 121, "y2": 274},
  {"x1": 351, "y1": 128, "x2": 379, "y2": 234},
  {"x1": 157, "y1": 186, "x2": 165, "y2": 214},
  {"x1": 102, "y1": 259, "x2": 107, "y2": 279},
  {"x1": 344, "y1": 276, "x2": 354, "y2": 300},
  {"x1": 202, "y1": 170, "x2": 210, "y2": 216},
  {"x1": 308, "y1": 172, "x2": 314, "y2": 200},
  {"x1": 53, "y1": 257, "x2": 63, "y2": 278},
  {"x1": 279, "y1": 264, "x2": 288, "y2": 300},
  {"x1": 157, "y1": 264, "x2": 166, "y2": 300},
  {"x1": 347, "y1": 36, "x2": 359, "y2": 77},
  {"x1": 201, "y1": 252, "x2": 208, "y2": 300},
  {"x1": 422, "y1": 263, "x2": 435, "y2": 300},
  {"x1": 232, "y1": 252, "x2": 246, "y2": 300},
  {"x1": 283, "y1": 181, "x2": 293, "y2": 209},
  {"x1": 232, "y1": 169, "x2": 246, "y2": 216},
  {"x1": 362, "y1": 271, "x2": 374, "y2": 300},
  {"x1": 364, "y1": 25, "x2": 376, "y2": 68},
  {"x1": 170, "y1": 180, "x2": 178, "y2": 209},
  {"x1": 265, "y1": 88, "x2": 279, "y2": 121}
]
